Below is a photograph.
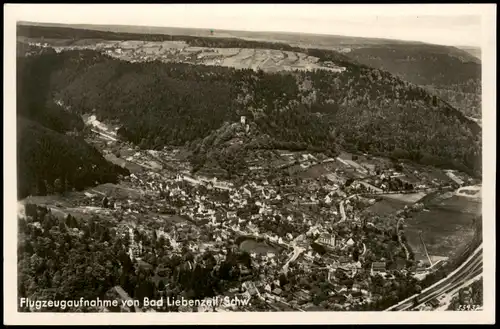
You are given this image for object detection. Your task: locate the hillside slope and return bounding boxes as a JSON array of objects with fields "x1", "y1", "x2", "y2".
[
  {"x1": 346, "y1": 44, "x2": 481, "y2": 118},
  {"x1": 17, "y1": 118, "x2": 130, "y2": 199},
  {"x1": 18, "y1": 22, "x2": 482, "y2": 118},
  {"x1": 16, "y1": 51, "x2": 130, "y2": 199},
  {"x1": 17, "y1": 47, "x2": 481, "y2": 178}
]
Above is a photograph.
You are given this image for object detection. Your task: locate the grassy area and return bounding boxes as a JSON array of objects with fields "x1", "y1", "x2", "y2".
[
  {"x1": 362, "y1": 198, "x2": 408, "y2": 217},
  {"x1": 383, "y1": 192, "x2": 427, "y2": 204},
  {"x1": 404, "y1": 195, "x2": 480, "y2": 260},
  {"x1": 298, "y1": 164, "x2": 329, "y2": 179},
  {"x1": 91, "y1": 183, "x2": 145, "y2": 200},
  {"x1": 104, "y1": 153, "x2": 144, "y2": 173},
  {"x1": 239, "y1": 238, "x2": 277, "y2": 255}
]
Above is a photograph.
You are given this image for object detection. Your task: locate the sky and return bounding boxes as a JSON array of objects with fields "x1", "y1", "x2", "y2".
[{"x1": 7, "y1": 4, "x2": 492, "y2": 48}]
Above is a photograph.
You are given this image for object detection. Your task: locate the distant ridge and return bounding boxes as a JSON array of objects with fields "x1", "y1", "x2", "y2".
[{"x1": 17, "y1": 20, "x2": 433, "y2": 46}]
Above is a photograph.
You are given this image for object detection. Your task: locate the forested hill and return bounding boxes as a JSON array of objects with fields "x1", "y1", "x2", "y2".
[
  {"x1": 17, "y1": 49, "x2": 130, "y2": 199},
  {"x1": 345, "y1": 44, "x2": 481, "y2": 118},
  {"x1": 17, "y1": 47, "x2": 481, "y2": 178},
  {"x1": 18, "y1": 23, "x2": 482, "y2": 118},
  {"x1": 17, "y1": 118, "x2": 130, "y2": 199}
]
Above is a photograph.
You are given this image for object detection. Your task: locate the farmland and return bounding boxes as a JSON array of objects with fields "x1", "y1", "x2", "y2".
[
  {"x1": 19, "y1": 38, "x2": 346, "y2": 73},
  {"x1": 404, "y1": 194, "x2": 481, "y2": 262}
]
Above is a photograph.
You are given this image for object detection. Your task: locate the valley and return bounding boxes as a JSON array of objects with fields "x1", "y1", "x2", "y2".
[{"x1": 15, "y1": 22, "x2": 483, "y2": 313}]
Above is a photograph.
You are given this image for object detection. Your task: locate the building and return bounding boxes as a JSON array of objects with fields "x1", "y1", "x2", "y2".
[
  {"x1": 428, "y1": 298, "x2": 440, "y2": 308},
  {"x1": 445, "y1": 171, "x2": 464, "y2": 186},
  {"x1": 370, "y1": 262, "x2": 387, "y2": 275},
  {"x1": 315, "y1": 233, "x2": 336, "y2": 249}
]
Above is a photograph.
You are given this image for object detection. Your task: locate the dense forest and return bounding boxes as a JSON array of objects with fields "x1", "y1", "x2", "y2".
[
  {"x1": 18, "y1": 24, "x2": 482, "y2": 119},
  {"x1": 17, "y1": 118, "x2": 129, "y2": 199},
  {"x1": 17, "y1": 49, "x2": 129, "y2": 199},
  {"x1": 18, "y1": 204, "x2": 255, "y2": 312},
  {"x1": 17, "y1": 47, "x2": 481, "y2": 178},
  {"x1": 346, "y1": 44, "x2": 481, "y2": 118}
]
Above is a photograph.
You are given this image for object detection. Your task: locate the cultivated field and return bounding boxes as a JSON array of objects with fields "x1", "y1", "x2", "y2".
[{"x1": 20, "y1": 38, "x2": 346, "y2": 73}]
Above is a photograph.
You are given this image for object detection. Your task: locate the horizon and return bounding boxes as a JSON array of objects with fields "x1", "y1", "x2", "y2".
[
  {"x1": 17, "y1": 20, "x2": 482, "y2": 50},
  {"x1": 10, "y1": 4, "x2": 487, "y2": 48}
]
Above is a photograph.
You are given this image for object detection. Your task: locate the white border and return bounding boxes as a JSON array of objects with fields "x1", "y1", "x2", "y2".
[{"x1": 3, "y1": 4, "x2": 496, "y2": 325}]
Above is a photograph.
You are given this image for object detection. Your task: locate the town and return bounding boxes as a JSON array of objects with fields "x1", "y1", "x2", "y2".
[{"x1": 19, "y1": 112, "x2": 480, "y2": 313}]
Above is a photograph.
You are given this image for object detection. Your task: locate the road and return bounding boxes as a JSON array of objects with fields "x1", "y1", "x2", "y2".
[
  {"x1": 281, "y1": 246, "x2": 305, "y2": 273},
  {"x1": 339, "y1": 200, "x2": 347, "y2": 221},
  {"x1": 386, "y1": 244, "x2": 483, "y2": 311}
]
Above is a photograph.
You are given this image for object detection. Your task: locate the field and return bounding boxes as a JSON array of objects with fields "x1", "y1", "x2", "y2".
[
  {"x1": 239, "y1": 238, "x2": 277, "y2": 255},
  {"x1": 104, "y1": 153, "x2": 144, "y2": 174},
  {"x1": 383, "y1": 192, "x2": 427, "y2": 203},
  {"x1": 404, "y1": 195, "x2": 481, "y2": 261},
  {"x1": 298, "y1": 164, "x2": 329, "y2": 179},
  {"x1": 90, "y1": 183, "x2": 146, "y2": 200},
  {"x1": 21, "y1": 37, "x2": 346, "y2": 73},
  {"x1": 362, "y1": 198, "x2": 408, "y2": 217}
]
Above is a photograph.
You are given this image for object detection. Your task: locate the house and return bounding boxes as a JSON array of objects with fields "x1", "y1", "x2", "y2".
[
  {"x1": 136, "y1": 259, "x2": 153, "y2": 271},
  {"x1": 315, "y1": 233, "x2": 336, "y2": 249},
  {"x1": 371, "y1": 262, "x2": 387, "y2": 275},
  {"x1": 444, "y1": 170, "x2": 464, "y2": 186},
  {"x1": 338, "y1": 256, "x2": 351, "y2": 265},
  {"x1": 242, "y1": 282, "x2": 259, "y2": 297},
  {"x1": 352, "y1": 283, "x2": 362, "y2": 292},
  {"x1": 330, "y1": 294, "x2": 347, "y2": 304},
  {"x1": 346, "y1": 238, "x2": 355, "y2": 247},
  {"x1": 364, "y1": 163, "x2": 376, "y2": 174},
  {"x1": 428, "y1": 298, "x2": 440, "y2": 308}
]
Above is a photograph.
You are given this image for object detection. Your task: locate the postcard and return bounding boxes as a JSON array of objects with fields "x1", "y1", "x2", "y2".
[{"x1": 3, "y1": 3, "x2": 496, "y2": 325}]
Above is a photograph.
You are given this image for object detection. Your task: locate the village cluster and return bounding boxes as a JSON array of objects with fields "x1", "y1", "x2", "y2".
[{"x1": 68, "y1": 122, "x2": 474, "y2": 312}]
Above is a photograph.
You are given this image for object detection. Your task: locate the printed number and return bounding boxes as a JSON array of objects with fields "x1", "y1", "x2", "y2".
[{"x1": 457, "y1": 304, "x2": 481, "y2": 311}]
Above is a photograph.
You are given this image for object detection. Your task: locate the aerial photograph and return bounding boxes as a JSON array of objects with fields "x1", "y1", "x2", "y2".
[{"x1": 13, "y1": 5, "x2": 485, "y2": 314}]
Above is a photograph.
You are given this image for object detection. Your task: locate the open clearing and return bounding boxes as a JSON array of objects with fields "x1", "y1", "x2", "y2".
[
  {"x1": 382, "y1": 192, "x2": 427, "y2": 203},
  {"x1": 239, "y1": 238, "x2": 278, "y2": 255},
  {"x1": 362, "y1": 198, "x2": 408, "y2": 217},
  {"x1": 20, "y1": 38, "x2": 346, "y2": 73},
  {"x1": 404, "y1": 195, "x2": 481, "y2": 261}
]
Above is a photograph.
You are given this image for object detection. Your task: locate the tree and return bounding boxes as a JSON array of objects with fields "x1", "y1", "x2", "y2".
[
  {"x1": 54, "y1": 178, "x2": 64, "y2": 194},
  {"x1": 158, "y1": 280, "x2": 165, "y2": 293},
  {"x1": 102, "y1": 196, "x2": 109, "y2": 208},
  {"x1": 58, "y1": 219, "x2": 67, "y2": 233}
]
